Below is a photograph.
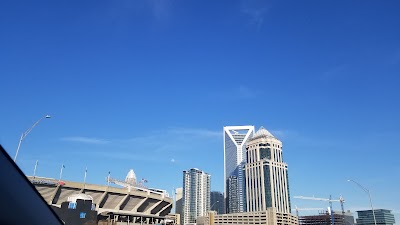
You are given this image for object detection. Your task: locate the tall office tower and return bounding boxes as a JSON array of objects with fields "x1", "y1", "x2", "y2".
[
  {"x1": 357, "y1": 209, "x2": 396, "y2": 225},
  {"x1": 210, "y1": 191, "x2": 225, "y2": 214},
  {"x1": 182, "y1": 168, "x2": 211, "y2": 225},
  {"x1": 223, "y1": 126, "x2": 255, "y2": 213},
  {"x1": 245, "y1": 126, "x2": 291, "y2": 213},
  {"x1": 175, "y1": 187, "x2": 183, "y2": 224}
]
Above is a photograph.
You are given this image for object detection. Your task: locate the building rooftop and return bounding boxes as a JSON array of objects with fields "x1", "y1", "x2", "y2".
[
  {"x1": 125, "y1": 169, "x2": 137, "y2": 184},
  {"x1": 251, "y1": 126, "x2": 275, "y2": 140}
]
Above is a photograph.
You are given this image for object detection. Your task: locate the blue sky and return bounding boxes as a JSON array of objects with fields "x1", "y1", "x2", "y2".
[{"x1": 1, "y1": 0, "x2": 399, "y2": 221}]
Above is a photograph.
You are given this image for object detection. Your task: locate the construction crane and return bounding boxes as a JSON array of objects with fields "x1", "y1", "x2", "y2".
[
  {"x1": 293, "y1": 195, "x2": 345, "y2": 214},
  {"x1": 294, "y1": 195, "x2": 345, "y2": 225},
  {"x1": 294, "y1": 205, "x2": 325, "y2": 217}
]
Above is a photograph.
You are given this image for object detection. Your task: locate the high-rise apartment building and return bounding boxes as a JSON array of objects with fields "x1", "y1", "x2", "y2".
[
  {"x1": 357, "y1": 209, "x2": 395, "y2": 225},
  {"x1": 182, "y1": 168, "x2": 211, "y2": 225},
  {"x1": 244, "y1": 127, "x2": 291, "y2": 214},
  {"x1": 210, "y1": 191, "x2": 225, "y2": 215},
  {"x1": 223, "y1": 125, "x2": 254, "y2": 213}
]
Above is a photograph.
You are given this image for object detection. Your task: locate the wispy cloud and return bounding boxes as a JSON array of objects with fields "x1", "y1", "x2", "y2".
[
  {"x1": 238, "y1": 85, "x2": 260, "y2": 98},
  {"x1": 211, "y1": 85, "x2": 262, "y2": 101},
  {"x1": 91, "y1": 151, "x2": 166, "y2": 162},
  {"x1": 392, "y1": 209, "x2": 400, "y2": 214},
  {"x1": 270, "y1": 129, "x2": 290, "y2": 140},
  {"x1": 266, "y1": 130, "x2": 339, "y2": 149},
  {"x1": 148, "y1": 0, "x2": 173, "y2": 21},
  {"x1": 321, "y1": 64, "x2": 347, "y2": 80},
  {"x1": 62, "y1": 127, "x2": 221, "y2": 161},
  {"x1": 61, "y1": 136, "x2": 110, "y2": 145},
  {"x1": 103, "y1": 0, "x2": 175, "y2": 29},
  {"x1": 242, "y1": 8, "x2": 267, "y2": 28},
  {"x1": 240, "y1": 0, "x2": 270, "y2": 29},
  {"x1": 168, "y1": 127, "x2": 221, "y2": 138},
  {"x1": 389, "y1": 49, "x2": 400, "y2": 65}
]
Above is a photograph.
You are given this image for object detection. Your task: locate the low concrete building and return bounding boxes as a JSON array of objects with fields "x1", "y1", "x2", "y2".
[
  {"x1": 167, "y1": 213, "x2": 180, "y2": 225},
  {"x1": 197, "y1": 208, "x2": 297, "y2": 225}
]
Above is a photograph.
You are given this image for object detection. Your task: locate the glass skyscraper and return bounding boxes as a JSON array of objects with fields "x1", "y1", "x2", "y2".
[{"x1": 223, "y1": 125, "x2": 254, "y2": 213}]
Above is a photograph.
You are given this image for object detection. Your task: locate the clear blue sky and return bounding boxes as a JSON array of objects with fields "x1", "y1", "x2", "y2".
[{"x1": 1, "y1": 0, "x2": 399, "y2": 222}]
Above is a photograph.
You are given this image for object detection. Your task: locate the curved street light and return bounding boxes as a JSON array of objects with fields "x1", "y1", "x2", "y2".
[
  {"x1": 210, "y1": 201, "x2": 219, "y2": 211},
  {"x1": 14, "y1": 115, "x2": 51, "y2": 162},
  {"x1": 347, "y1": 179, "x2": 377, "y2": 225}
]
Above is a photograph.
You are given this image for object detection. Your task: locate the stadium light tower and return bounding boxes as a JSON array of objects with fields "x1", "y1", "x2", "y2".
[
  {"x1": 347, "y1": 179, "x2": 377, "y2": 225},
  {"x1": 14, "y1": 115, "x2": 51, "y2": 162}
]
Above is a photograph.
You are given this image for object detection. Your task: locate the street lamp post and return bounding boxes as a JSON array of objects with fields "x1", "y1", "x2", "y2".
[
  {"x1": 107, "y1": 171, "x2": 111, "y2": 186},
  {"x1": 14, "y1": 115, "x2": 51, "y2": 162},
  {"x1": 210, "y1": 201, "x2": 219, "y2": 211},
  {"x1": 347, "y1": 179, "x2": 377, "y2": 225},
  {"x1": 59, "y1": 164, "x2": 65, "y2": 181},
  {"x1": 33, "y1": 160, "x2": 38, "y2": 178}
]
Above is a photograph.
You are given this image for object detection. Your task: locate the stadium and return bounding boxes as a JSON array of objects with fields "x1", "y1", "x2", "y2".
[{"x1": 28, "y1": 169, "x2": 173, "y2": 224}]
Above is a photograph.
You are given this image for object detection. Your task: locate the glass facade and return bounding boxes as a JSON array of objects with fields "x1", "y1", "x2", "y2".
[
  {"x1": 224, "y1": 126, "x2": 254, "y2": 213},
  {"x1": 226, "y1": 176, "x2": 239, "y2": 213},
  {"x1": 210, "y1": 191, "x2": 225, "y2": 214},
  {"x1": 260, "y1": 148, "x2": 271, "y2": 160},
  {"x1": 357, "y1": 209, "x2": 396, "y2": 225},
  {"x1": 263, "y1": 165, "x2": 272, "y2": 208},
  {"x1": 286, "y1": 172, "x2": 291, "y2": 212},
  {"x1": 68, "y1": 202, "x2": 77, "y2": 209}
]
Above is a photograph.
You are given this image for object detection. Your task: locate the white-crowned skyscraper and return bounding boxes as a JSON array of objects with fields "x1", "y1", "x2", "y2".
[
  {"x1": 182, "y1": 168, "x2": 211, "y2": 224},
  {"x1": 223, "y1": 125, "x2": 255, "y2": 213},
  {"x1": 244, "y1": 127, "x2": 291, "y2": 214}
]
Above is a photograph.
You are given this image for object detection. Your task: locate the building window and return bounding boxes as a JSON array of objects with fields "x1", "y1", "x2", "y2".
[
  {"x1": 68, "y1": 202, "x2": 76, "y2": 209},
  {"x1": 260, "y1": 148, "x2": 271, "y2": 160},
  {"x1": 80, "y1": 212, "x2": 86, "y2": 218},
  {"x1": 263, "y1": 165, "x2": 272, "y2": 208}
]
